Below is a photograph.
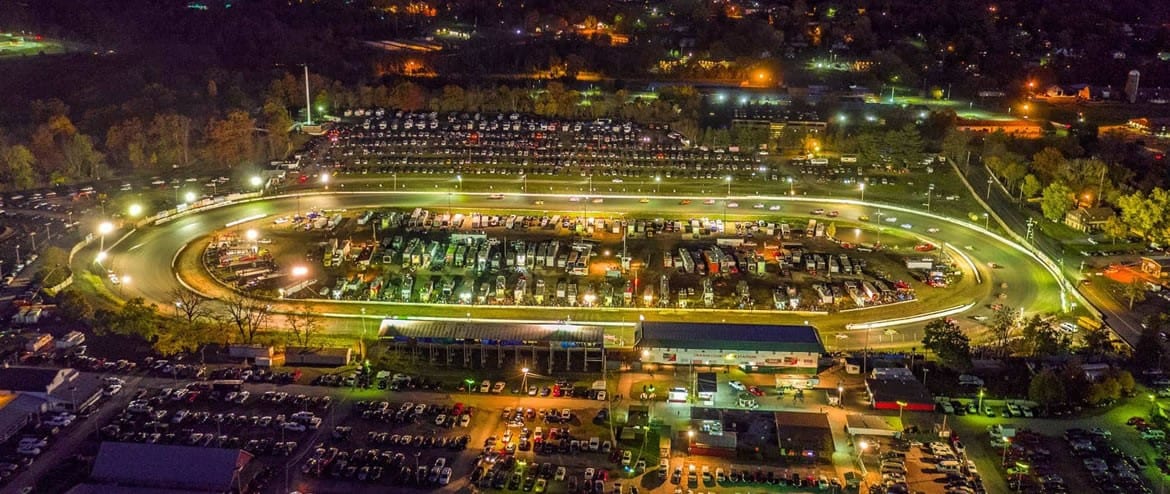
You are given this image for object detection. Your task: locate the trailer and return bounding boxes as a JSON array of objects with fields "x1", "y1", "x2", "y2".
[
  {"x1": 702, "y1": 278, "x2": 714, "y2": 307},
  {"x1": 678, "y1": 248, "x2": 694, "y2": 273},
  {"x1": 905, "y1": 258, "x2": 934, "y2": 270},
  {"x1": 400, "y1": 274, "x2": 414, "y2": 301},
  {"x1": 514, "y1": 276, "x2": 527, "y2": 303},
  {"x1": 534, "y1": 279, "x2": 546, "y2": 304},
  {"x1": 813, "y1": 284, "x2": 833, "y2": 304}
]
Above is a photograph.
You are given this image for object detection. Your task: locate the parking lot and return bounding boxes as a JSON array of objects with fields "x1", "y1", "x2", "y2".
[{"x1": 209, "y1": 202, "x2": 966, "y2": 315}]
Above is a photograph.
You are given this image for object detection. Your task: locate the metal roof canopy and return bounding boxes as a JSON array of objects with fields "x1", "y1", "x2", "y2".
[
  {"x1": 636, "y1": 321, "x2": 825, "y2": 353},
  {"x1": 378, "y1": 319, "x2": 605, "y2": 344}
]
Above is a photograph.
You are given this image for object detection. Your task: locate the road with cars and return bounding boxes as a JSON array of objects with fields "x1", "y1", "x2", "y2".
[{"x1": 93, "y1": 189, "x2": 1061, "y2": 344}]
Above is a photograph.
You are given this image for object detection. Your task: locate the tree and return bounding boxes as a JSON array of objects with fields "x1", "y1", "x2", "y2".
[
  {"x1": 990, "y1": 304, "x2": 1017, "y2": 354},
  {"x1": 169, "y1": 287, "x2": 211, "y2": 325},
  {"x1": 60, "y1": 133, "x2": 107, "y2": 180},
  {"x1": 1028, "y1": 369, "x2": 1066, "y2": 410},
  {"x1": 222, "y1": 294, "x2": 271, "y2": 344},
  {"x1": 1040, "y1": 182, "x2": 1074, "y2": 222},
  {"x1": 1019, "y1": 315, "x2": 1068, "y2": 357},
  {"x1": 825, "y1": 222, "x2": 837, "y2": 239},
  {"x1": 261, "y1": 100, "x2": 294, "y2": 160},
  {"x1": 96, "y1": 297, "x2": 160, "y2": 339},
  {"x1": 1019, "y1": 174, "x2": 1042, "y2": 200},
  {"x1": 0, "y1": 144, "x2": 38, "y2": 190},
  {"x1": 152, "y1": 318, "x2": 214, "y2": 357},
  {"x1": 1030, "y1": 147, "x2": 1066, "y2": 183},
  {"x1": 1134, "y1": 316, "x2": 1166, "y2": 371},
  {"x1": 204, "y1": 110, "x2": 256, "y2": 167},
  {"x1": 921, "y1": 318, "x2": 972, "y2": 371},
  {"x1": 285, "y1": 308, "x2": 322, "y2": 347},
  {"x1": 56, "y1": 288, "x2": 94, "y2": 324},
  {"x1": 106, "y1": 118, "x2": 149, "y2": 169},
  {"x1": 1102, "y1": 216, "x2": 1128, "y2": 244},
  {"x1": 1123, "y1": 279, "x2": 1147, "y2": 309},
  {"x1": 151, "y1": 113, "x2": 194, "y2": 168},
  {"x1": 1114, "y1": 369, "x2": 1136, "y2": 395},
  {"x1": 1080, "y1": 326, "x2": 1113, "y2": 355},
  {"x1": 940, "y1": 129, "x2": 970, "y2": 167}
]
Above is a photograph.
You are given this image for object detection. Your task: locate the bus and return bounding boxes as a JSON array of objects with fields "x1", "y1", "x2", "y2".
[{"x1": 211, "y1": 379, "x2": 244, "y2": 392}]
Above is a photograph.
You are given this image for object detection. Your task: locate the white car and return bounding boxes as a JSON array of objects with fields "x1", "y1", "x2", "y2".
[
  {"x1": 752, "y1": 203, "x2": 765, "y2": 209},
  {"x1": 727, "y1": 202, "x2": 739, "y2": 208},
  {"x1": 103, "y1": 384, "x2": 123, "y2": 396},
  {"x1": 885, "y1": 216, "x2": 898, "y2": 223},
  {"x1": 769, "y1": 205, "x2": 781, "y2": 211},
  {"x1": 927, "y1": 227, "x2": 940, "y2": 233},
  {"x1": 555, "y1": 466, "x2": 566, "y2": 481},
  {"x1": 435, "y1": 414, "x2": 447, "y2": 426},
  {"x1": 282, "y1": 422, "x2": 306, "y2": 432},
  {"x1": 438, "y1": 467, "x2": 453, "y2": 485},
  {"x1": 584, "y1": 467, "x2": 596, "y2": 481},
  {"x1": 900, "y1": 223, "x2": 912, "y2": 229},
  {"x1": 459, "y1": 414, "x2": 471, "y2": 427},
  {"x1": 728, "y1": 380, "x2": 746, "y2": 391}
]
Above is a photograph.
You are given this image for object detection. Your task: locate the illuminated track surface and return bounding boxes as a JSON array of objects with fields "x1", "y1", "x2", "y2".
[{"x1": 100, "y1": 191, "x2": 1061, "y2": 347}]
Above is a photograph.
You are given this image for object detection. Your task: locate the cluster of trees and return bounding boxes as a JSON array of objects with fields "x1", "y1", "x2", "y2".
[
  {"x1": 55, "y1": 286, "x2": 323, "y2": 358},
  {"x1": 0, "y1": 71, "x2": 709, "y2": 189},
  {"x1": 923, "y1": 311, "x2": 1118, "y2": 371},
  {"x1": 1028, "y1": 365, "x2": 1135, "y2": 410}
]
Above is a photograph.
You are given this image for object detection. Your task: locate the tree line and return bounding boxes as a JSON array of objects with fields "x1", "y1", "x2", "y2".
[{"x1": 0, "y1": 74, "x2": 704, "y2": 190}]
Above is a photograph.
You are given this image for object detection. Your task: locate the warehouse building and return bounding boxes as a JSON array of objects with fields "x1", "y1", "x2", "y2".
[{"x1": 634, "y1": 322, "x2": 824, "y2": 387}]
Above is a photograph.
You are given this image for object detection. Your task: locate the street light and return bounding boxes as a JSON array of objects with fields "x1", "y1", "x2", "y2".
[
  {"x1": 896, "y1": 400, "x2": 908, "y2": 421},
  {"x1": 128, "y1": 203, "x2": 143, "y2": 218},
  {"x1": 120, "y1": 274, "x2": 131, "y2": 296},
  {"x1": 787, "y1": 176, "x2": 794, "y2": 196},
  {"x1": 857, "y1": 440, "x2": 869, "y2": 475},
  {"x1": 321, "y1": 172, "x2": 331, "y2": 189},
  {"x1": 359, "y1": 307, "x2": 368, "y2": 360},
  {"x1": 95, "y1": 251, "x2": 108, "y2": 264},
  {"x1": 859, "y1": 182, "x2": 866, "y2": 202},
  {"x1": 456, "y1": 174, "x2": 463, "y2": 191},
  {"x1": 185, "y1": 191, "x2": 196, "y2": 204},
  {"x1": 98, "y1": 221, "x2": 114, "y2": 252},
  {"x1": 655, "y1": 176, "x2": 661, "y2": 194},
  {"x1": 1001, "y1": 437, "x2": 1012, "y2": 466},
  {"x1": 521, "y1": 367, "x2": 530, "y2": 393},
  {"x1": 837, "y1": 385, "x2": 845, "y2": 407},
  {"x1": 291, "y1": 265, "x2": 308, "y2": 277},
  {"x1": 724, "y1": 175, "x2": 732, "y2": 196},
  {"x1": 250, "y1": 175, "x2": 263, "y2": 188}
]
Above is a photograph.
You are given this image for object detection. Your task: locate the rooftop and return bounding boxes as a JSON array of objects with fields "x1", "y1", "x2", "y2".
[
  {"x1": 0, "y1": 367, "x2": 67, "y2": 393},
  {"x1": 90, "y1": 442, "x2": 253, "y2": 492},
  {"x1": 636, "y1": 322, "x2": 824, "y2": 353},
  {"x1": 865, "y1": 376, "x2": 934, "y2": 406},
  {"x1": 378, "y1": 319, "x2": 606, "y2": 344}
]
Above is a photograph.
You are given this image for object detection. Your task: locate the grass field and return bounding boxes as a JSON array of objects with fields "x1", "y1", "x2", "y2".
[{"x1": 0, "y1": 33, "x2": 71, "y2": 58}]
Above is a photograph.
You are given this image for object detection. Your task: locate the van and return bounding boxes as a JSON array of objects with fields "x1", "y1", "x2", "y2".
[{"x1": 937, "y1": 460, "x2": 962, "y2": 473}]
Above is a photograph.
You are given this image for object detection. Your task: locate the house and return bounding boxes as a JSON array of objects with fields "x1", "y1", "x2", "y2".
[
  {"x1": 1064, "y1": 207, "x2": 1116, "y2": 233},
  {"x1": 0, "y1": 367, "x2": 103, "y2": 412}
]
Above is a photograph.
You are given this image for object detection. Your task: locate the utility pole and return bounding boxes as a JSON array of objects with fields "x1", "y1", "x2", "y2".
[{"x1": 303, "y1": 64, "x2": 312, "y2": 125}]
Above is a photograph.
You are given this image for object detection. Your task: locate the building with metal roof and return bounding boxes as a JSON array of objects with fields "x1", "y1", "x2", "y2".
[
  {"x1": 87, "y1": 442, "x2": 253, "y2": 493},
  {"x1": 635, "y1": 322, "x2": 824, "y2": 382},
  {"x1": 0, "y1": 367, "x2": 103, "y2": 412},
  {"x1": 377, "y1": 318, "x2": 610, "y2": 373}
]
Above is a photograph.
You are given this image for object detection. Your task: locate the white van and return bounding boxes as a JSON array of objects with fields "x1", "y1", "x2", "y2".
[{"x1": 937, "y1": 460, "x2": 962, "y2": 473}]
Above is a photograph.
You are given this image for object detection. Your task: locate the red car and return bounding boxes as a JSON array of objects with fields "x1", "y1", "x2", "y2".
[
  {"x1": 1128, "y1": 416, "x2": 1146, "y2": 426},
  {"x1": 747, "y1": 386, "x2": 765, "y2": 397}
]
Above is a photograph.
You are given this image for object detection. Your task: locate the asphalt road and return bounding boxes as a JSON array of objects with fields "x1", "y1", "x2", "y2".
[{"x1": 96, "y1": 190, "x2": 1060, "y2": 340}]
